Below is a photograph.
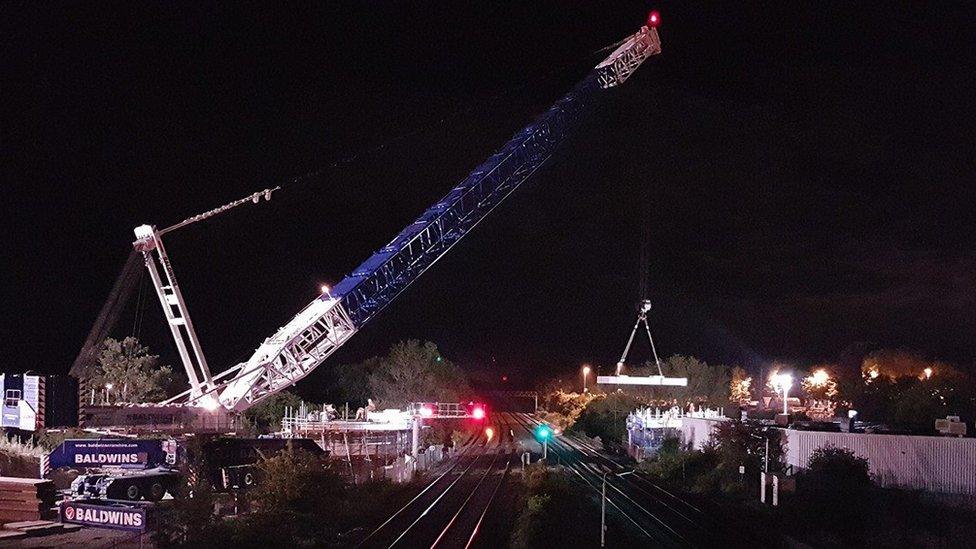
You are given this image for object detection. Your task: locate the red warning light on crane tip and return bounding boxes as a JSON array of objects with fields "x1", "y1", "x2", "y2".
[
  {"x1": 472, "y1": 405, "x2": 486, "y2": 420},
  {"x1": 647, "y1": 10, "x2": 661, "y2": 28}
]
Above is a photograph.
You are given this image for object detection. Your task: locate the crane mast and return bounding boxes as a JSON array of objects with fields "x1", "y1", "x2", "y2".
[{"x1": 154, "y1": 21, "x2": 662, "y2": 412}]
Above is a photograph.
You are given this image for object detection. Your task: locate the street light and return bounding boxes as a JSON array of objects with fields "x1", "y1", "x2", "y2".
[
  {"x1": 601, "y1": 470, "x2": 634, "y2": 547},
  {"x1": 582, "y1": 365, "x2": 592, "y2": 393},
  {"x1": 773, "y1": 373, "x2": 793, "y2": 415}
]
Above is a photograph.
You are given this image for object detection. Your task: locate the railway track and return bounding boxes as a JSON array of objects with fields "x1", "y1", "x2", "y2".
[
  {"x1": 359, "y1": 411, "x2": 720, "y2": 548},
  {"x1": 358, "y1": 417, "x2": 519, "y2": 548},
  {"x1": 507, "y1": 412, "x2": 709, "y2": 548}
]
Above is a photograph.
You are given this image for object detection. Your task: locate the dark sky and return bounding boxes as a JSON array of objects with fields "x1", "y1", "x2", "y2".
[{"x1": 4, "y1": 2, "x2": 975, "y2": 395}]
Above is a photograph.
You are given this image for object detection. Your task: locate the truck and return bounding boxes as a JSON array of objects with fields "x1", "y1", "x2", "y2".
[{"x1": 50, "y1": 437, "x2": 325, "y2": 502}]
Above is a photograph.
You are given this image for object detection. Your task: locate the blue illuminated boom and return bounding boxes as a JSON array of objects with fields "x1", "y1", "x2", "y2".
[
  {"x1": 335, "y1": 27, "x2": 661, "y2": 325},
  {"x1": 205, "y1": 23, "x2": 661, "y2": 411}
]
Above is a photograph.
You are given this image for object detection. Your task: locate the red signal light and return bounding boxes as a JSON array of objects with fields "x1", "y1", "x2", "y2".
[
  {"x1": 647, "y1": 10, "x2": 661, "y2": 28},
  {"x1": 472, "y1": 406, "x2": 486, "y2": 420}
]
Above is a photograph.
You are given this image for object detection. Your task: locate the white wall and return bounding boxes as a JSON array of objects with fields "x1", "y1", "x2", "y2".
[
  {"x1": 678, "y1": 417, "x2": 976, "y2": 495},
  {"x1": 783, "y1": 430, "x2": 976, "y2": 495}
]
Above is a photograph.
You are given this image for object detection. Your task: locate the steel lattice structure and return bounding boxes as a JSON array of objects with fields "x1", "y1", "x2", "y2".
[{"x1": 150, "y1": 25, "x2": 661, "y2": 411}]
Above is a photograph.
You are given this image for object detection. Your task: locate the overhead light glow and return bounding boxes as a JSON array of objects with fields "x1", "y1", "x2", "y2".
[
  {"x1": 774, "y1": 373, "x2": 793, "y2": 392},
  {"x1": 199, "y1": 395, "x2": 221, "y2": 412},
  {"x1": 647, "y1": 10, "x2": 661, "y2": 28},
  {"x1": 807, "y1": 369, "x2": 830, "y2": 387},
  {"x1": 472, "y1": 406, "x2": 486, "y2": 420}
]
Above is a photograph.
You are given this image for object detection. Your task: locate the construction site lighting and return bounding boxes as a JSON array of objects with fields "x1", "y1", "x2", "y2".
[
  {"x1": 320, "y1": 284, "x2": 330, "y2": 294},
  {"x1": 773, "y1": 373, "x2": 793, "y2": 392},
  {"x1": 806, "y1": 369, "x2": 830, "y2": 388},
  {"x1": 105, "y1": 383, "x2": 114, "y2": 390},
  {"x1": 420, "y1": 405, "x2": 434, "y2": 417},
  {"x1": 773, "y1": 373, "x2": 793, "y2": 415},
  {"x1": 923, "y1": 367, "x2": 933, "y2": 379},
  {"x1": 199, "y1": 395, "x2": 221, "y2": 412},
  {"x1": 471, "y1": 406, "x2": 486, "y2": 420},
  {"x1": 485, "y1": 427, "x2": 494, "y2": 442}
]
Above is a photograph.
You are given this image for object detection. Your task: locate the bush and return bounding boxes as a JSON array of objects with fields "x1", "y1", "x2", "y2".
[
  {"x1": 785, "y1": 445, "x2": 876, "y2": 544},
  {"x1": 254, "y1": 443, "x2": 344, "y2": 513},
  {"x1": 804, "y1": 444, "x2": 872, "y2": 494},
  {"x1": 35, "y1": 428, "x2": 106, "y2": 451},
  {"x1": 637, "y1": 437, "x2": 722, "y2": 493},
  {"x1": 510, "y1": 464, "x2": 602, "y2": 548},
  {"x1": 638, "y1": 421, "x2": 786, "y2": 496}
]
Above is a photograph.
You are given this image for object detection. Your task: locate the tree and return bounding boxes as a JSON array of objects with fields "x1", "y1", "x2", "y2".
[
  {"x1": 624, "y1": 355, "x2": 731, "y2": 408},
  {"x1": 570, "y1": 392, "x2": 642, "y2": 451},
  {"x1": 801, "y1": 366, "x2": 839, "y2": 402},
  {"x1": 861, "y1": 349, "x2": 952, "y2": 381},
  {"x1": 243, "y1": 391, "x2": 304, "y2": 432},
  {"x1": 86, "y1": 337, "x2": 174, "y2": 403},
  {"x1": 729, "y1": 366, "x2": 752, "y2": 405},
  {"x1": 711, "y1": 420, "x2": 785, "y2": 477},
  {"x1": 662, "y1": 355, "x2": 731, "y2": 408},
  {"x1": 801, "y1": 366, "x2": 839, "y2": 419},
  {"x1": 368, "y1": 340, "x2": 471, "y2": 408},
  {"x1": 334, "y1": 355, "x2": 383, "y2": 407},
  {"x1": 852, "y1": 350, "x2": 974, "y2": 431}
]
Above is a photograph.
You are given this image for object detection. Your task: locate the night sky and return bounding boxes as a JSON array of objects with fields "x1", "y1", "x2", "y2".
[{"x1": 5, "y1": 2, "x2": 975, "y2": 396}]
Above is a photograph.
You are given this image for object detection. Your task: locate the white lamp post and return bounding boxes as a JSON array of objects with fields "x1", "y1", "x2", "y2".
[
  {"x1": 774, "y1": 374, "x2": 793, "y2": 415},
  {"x1": 582, "y1": 365, "x2": 591, "y2": 393}
]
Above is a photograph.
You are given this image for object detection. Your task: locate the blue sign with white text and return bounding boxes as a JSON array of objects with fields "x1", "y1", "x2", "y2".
[
  {"x1": 48, "y1": 439, "x2": 173, "y2": 471},
  {"x1": 61, "y1": 500, "x2": 150, "y2": 532}
]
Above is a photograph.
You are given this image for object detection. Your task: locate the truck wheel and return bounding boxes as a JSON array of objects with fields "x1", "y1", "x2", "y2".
[
  {"x1": 148, "y1": 482, "x2": 166, "y2": 501},
  {"x1": 125, "y1": 482, "x2": 141, "y2": 501}
]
